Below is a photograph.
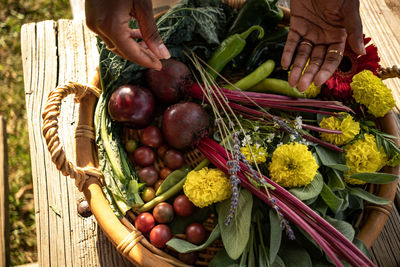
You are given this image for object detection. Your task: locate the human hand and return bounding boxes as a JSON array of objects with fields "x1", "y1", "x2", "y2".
[
  {"x1": 85, "y1": 0, "x2": 170, "y2": 70},
  {"x1": 281, "y1": 0, "x2": 365, "y2": 92}
]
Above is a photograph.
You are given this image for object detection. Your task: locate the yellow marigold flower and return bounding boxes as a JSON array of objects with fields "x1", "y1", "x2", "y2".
[
  {"x1": 388, "y1": 153, "x2": 400, "y2": 167},
  {"x1": 240, "y1": 145, "x2": 267, "y2": 164},
  {"x1": 351, "y1": 70, "x2": 395, "y2": 117},
  {"x1": 268, "y1": 142, "x2": 318, "y2": 188},
  {"x1": 319, "y1": 114, "x2": 360, "y2": 146},
  {"x1": 183, "y1": 167, "x2": 231, "y2": 208},
  {"x1": 345, "y1": 134, "x2": 387, "y2": 184},
  {"x1": 305, "y1": 82, "x2": 321, "y2": 98}
]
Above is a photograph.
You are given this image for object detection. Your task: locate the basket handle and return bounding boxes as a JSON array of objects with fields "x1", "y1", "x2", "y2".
[{"x1": 42, "y1": 81, "x2": 103, "y2": 191}]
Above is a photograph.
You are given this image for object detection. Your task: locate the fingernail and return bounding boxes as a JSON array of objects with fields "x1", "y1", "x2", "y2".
[{"x1": 158, "y1": 44, "x2": 171, "y2": 59}]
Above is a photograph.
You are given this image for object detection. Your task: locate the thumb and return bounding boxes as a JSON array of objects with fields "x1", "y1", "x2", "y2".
[
  {"x1": 132, "y1": 0, "x2": 171, "y2": 59},
  {"x1": 342, "y1": 0, "x2": 365, "y2": 55}
]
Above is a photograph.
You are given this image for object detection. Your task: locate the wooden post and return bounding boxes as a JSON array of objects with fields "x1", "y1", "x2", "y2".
[{"x1": 0, "y1": 116, "x2": 10, "y2": 267}]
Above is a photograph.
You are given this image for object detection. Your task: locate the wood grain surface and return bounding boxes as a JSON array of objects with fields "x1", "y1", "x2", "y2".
[
  {"x1": 0, "y1": 116, "x2": 10, "y2": 267},
  {"x1": 21, "y1": 0, "x2": 400, "y2": 266},
  {"x1": 21, "y1": 20, "x2": 134, "y2": 267}
]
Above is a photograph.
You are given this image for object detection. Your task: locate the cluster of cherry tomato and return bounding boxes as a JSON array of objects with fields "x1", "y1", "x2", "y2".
[
  {"x1": 135, "y1": 195, "x2": 206, "y2": 249},
  {"x1": 124, "y1": 125, "x2": 185, "y2": 202}
]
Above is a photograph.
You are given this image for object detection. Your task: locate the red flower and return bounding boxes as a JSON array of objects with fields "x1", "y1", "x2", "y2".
[{"x1": 322, "y1": 36, "x2": 380, "y2": 99}]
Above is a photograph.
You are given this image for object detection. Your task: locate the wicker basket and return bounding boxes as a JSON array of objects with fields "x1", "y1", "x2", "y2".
[{"x1": 41, "y1": 1, "x2": 400, "y2": 266}]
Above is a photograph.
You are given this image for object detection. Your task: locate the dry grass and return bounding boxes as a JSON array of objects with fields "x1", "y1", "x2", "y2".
[{"x1": 0, "y1": 0, "x2": 71, "y2": 264}]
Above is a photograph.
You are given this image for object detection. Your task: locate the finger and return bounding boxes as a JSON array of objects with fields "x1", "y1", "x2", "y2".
[
  {"x1": 132, "y1": 0, "x2": 170, "y2": 59},
  {"x1": 314, "y1": 43, "x2": 345, "y2": 86},
  {"x1": 288, "y1": 40, "x2": 314, "y2": 87},
  {"x1": 342, "y1": 0, "x2": 365, "y2": 55},
  {"x1": 297, "y1": 45, "x2": 326, "y2": 92},
  {"x1": 137, "y1": 41, "x2": 158, "y2": 58},
  {"x1": 130, "y1": 29, "x2": 143, "y2": 39},
  {"x1": 281, "y1": 30, "x2": 301, "y2": 70}
]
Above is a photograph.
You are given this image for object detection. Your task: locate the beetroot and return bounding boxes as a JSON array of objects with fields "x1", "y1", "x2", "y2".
[
  {"x1": 108, "y1": 85, "x2": 155, "y2": 128},
  {"x1": 145, "y1": 59, "x2": 193, "y2": 104},
  {"x1": 162, "y1": 102, "x2": 209, "y2": 150}
]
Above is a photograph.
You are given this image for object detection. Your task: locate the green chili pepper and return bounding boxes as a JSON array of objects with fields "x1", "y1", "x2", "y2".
[
  {"x1": 250, "y1": 78, "x2": 306, "y2": 98},
  {"x1": 226, "y1": 59, "x2": 275, "y2": 90},
  {"x1": 207, "y1": 25, "x2": 264, "y2": 79},
  {"x1": 156, "y1": 165, "x2": 191, "y2": 196}
]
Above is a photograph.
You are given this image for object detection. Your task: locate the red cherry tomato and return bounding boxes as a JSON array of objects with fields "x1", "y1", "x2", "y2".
[
  {"x1": 141, "y1": 125, "x2": 163, "y2": 148},
  {"x1": 141, "y1": 187, "x2": 155, "y2": 202},
  {"x1": 150, "y1": 224, "x2": 172, "y2": 248},
  {"x1": 185, "y1": 223, "x2": 206, "y2": 244},
  {"x1": 164, "y1": 150, "x2": 185, "y2": 170},
  {"x1": 138, "y1": 166, "x2": 159, "y2": 186},
  {"x1": 159, "y1": 167, "x2": 173, "y2": 179},
  {"x1": 157, "y1": 144, "x2": 169, "y2": 158},
  {"x1": 134, "y1": 212, "x2": 155, "y2": 233},
  {"x1": 133, "y1": 146, "x2": 155, "y2": 167},
  {"x1": 153, "y1": 202, "x2": 174, "y2": 224},
  {"x1": 173, "y1": 195, "x2": 194, "y2": 217}
]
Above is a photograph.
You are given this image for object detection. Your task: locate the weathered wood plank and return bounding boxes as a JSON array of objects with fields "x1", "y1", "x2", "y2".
[
  {"x1": 360, "y1": 0, "x2": 400, "y2": 107},
  {"x1": 0, "y1": 116, "x2": 10, "y2": 267},
  {"x1": 21, "y1": 19, "x2": 133, "y2": 266}
]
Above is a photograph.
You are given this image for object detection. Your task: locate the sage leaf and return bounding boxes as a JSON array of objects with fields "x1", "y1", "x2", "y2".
[
  {"x1": 217, "y1": 189, "x2": 253, "y2": 260},
  {"x1": 315, "y1": 146, "x2": 349, "y2": 172},
  {"x1": 289, "y1": 172, "x2": 323, "y2": 200},
  {"x1": 272, "y1": 255, "x2": 286, "y2": 267},
  {"x1": 269, "y1": 209, "x2": 282, "y2": 264},
  {"x1": 279, "y1": 244, "x2": 312, "y2": 267},
  {"x1": 320, "y1": 183, "x2": 344, "y2": 213},
  {"x1": 209, "y1": 248, "x2": 239, "y2": 267},
  {"x1": 347, "y1": 186, "x2": 391, "y2": 205},
  {"x1": 327, "y1": 169, "x2": 345, "y2": 191},
  {"x1": 325, "y1": 216, "x2": 355, "y2": 241},
  {"x1": 353, "y1": 238, "x2": 371, "y2": 258},
  {"x1": 349, "y1": 172, "x2": 399, "y2": 184},
  {"x1": 166, "y1": 225, "x2": 220, "y2": 253}
]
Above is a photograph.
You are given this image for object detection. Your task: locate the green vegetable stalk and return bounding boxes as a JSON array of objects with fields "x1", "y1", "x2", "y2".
[{"x1": 207, "y1": 25, "x2": 264, "y2": 79}]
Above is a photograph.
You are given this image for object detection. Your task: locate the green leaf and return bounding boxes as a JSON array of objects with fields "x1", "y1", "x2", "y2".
[
  {"x1": 353, "y1": 238, "x2": 371, "y2": 258},
  {"x1": 349, "y1": 172, "x2": 399, "y2": 184},
  {"x1": 272, "y1": 255, "x2": 286, "y2": 267},
  {"x1": 325, "y1": 216, "x2": 355, "y2": 241},
  {"x1": 269, "y1": 209, "x2": 282, "y2": 264},
  {"x1": 217, "y1": 189, "x2": 253, "y2": 260},
  {"x1": 289, "y1": 172, "x2": 323, "y2": 200},
  {"x1": 327, "y1": 169, "x2": 345, "y2": 191},
  {"x1": 315, "y1": 146, "x2": 349, "y2": 172},
  {"x1": 320, "y1": 183, "x2": 344, "y2": 213},
  {"x1": 347, "y1": 186, "x2": 391, "y2": 205},
  {"x1": 208, "y1": 248, "x2": 239, "y2": 267},
  {"x1": 166, "y1": 224, "x2": 220, "y2": 253},
  {"x1": 279, "y1": 244, "x2": 312, "y2": 267}
]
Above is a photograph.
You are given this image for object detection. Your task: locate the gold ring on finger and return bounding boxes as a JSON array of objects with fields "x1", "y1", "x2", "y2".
[
  {"x1": 327, "y1": 49, "x2": 344, "y2": 57},
  {"x1": 300, "y1": 41, "x2": 313, "y2": 48}
]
